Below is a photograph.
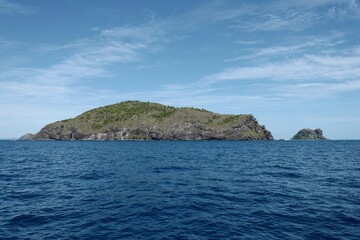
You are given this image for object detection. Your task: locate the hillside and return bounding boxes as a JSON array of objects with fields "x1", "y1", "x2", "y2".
[{"x1": 28, "y1": 101, "x2": 273, "y2": 140}]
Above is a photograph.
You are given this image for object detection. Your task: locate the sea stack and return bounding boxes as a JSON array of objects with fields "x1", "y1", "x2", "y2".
[{"x1": 291, "y1": 128, "x2": 327, "y2": 140}]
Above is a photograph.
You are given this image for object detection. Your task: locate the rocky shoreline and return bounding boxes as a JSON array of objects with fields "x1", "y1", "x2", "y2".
[{"x1": 20, "y1": 101, "x2": 273, "y2": 141}]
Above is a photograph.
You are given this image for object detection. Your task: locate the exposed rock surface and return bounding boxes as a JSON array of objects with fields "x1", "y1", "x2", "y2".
[
  {"x1": 25, "y1": 101, "x2": 273, "y2": 141},
  {"x1": 18, "y1": 133, "x2": 35, "y2": 141},
  {"x1": 291, "y1": 128, "x2": 327, "y2": 140}
]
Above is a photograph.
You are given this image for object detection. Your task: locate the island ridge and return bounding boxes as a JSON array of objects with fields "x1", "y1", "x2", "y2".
[{"x1": 22, "y1": 101, "x2": 273, "y2": 141}]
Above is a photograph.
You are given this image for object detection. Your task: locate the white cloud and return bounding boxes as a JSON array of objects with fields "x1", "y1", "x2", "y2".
[
  {"x1": 1, "y1": 2, "x2": 242, "y2": 103},
  {"x1": 231, "y1": 0, "x2": 360, "y2": 32},
  {"x1": 0, "y1": 25, "x2": 156, "y2": 100},
  {"x1": 100, "y1": 22, "x2": 168, "y2": 44},
  {"x1": 273, "y1": 0, "x2": 349, "y2": 10},
  {"x1": 275, "y1": 80, "x2": 360, "y2": 98},
  {"x1": 180, "y1": 1, "x2": 253, "y2": 27},
  {"x1": 90, "y1": 27, "x2": 100, "y2": 31},
  {"x1": 0, "y1": 38, "x2": 18, "y2": 50},
  {"x1": 226, "y1": 33, "x2": 347, "y2": 62},
  {"x1": 34, "y1": 39, "x2": 91, "y2": 52},
  {"x1": 240, "y1": 11, "x2": 320, "y2": 31},
  {"x1": 111, "y1": 87, "x2": 279, "y2": 111},
  {"x1": 207, "y1": 53, "x2": 360, "y2": 83},
  {"x1": 0, "y1": 81, "x2": 73, "y2": 97},
  {"x1": 327, "y1": 0, "x2": 360, "y2": 18}
]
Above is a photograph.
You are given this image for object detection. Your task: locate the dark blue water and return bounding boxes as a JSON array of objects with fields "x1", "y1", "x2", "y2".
[{"x1": 1, "y1": 141, "x2": 359, "y2": 239}]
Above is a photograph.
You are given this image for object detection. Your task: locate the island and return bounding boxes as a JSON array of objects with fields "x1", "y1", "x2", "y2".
[
  {"x1": 291, "y1": 128, "x2": 327, "y2": 140},
  {"x1": 20, "y1": 101, "x2": 273, "y2": 141}
]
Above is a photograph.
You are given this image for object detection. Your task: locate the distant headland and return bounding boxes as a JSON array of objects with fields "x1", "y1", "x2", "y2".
[{"x1": 19, "y1": 101, "x2": 273, "y2": 141}]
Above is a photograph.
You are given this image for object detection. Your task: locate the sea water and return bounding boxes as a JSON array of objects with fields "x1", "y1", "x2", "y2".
[{"x1": 0, "y1": 140, "x2": 359, "y2": 239}]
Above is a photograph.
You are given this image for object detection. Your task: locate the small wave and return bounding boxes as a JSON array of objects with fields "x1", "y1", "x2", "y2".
[
  {"x1": 263, "y1": 171, "x2": 303, "y2": 178},
  {"x1": 79, "y1": 173, "x2": 102, "y2": 180},
  {"x1": 153, "y1": 165, "x2": 194, "y2": 172},
  {"x1": 272, "y1": 165, "x2": 297, "y2": 171},
  {"x1": 9, "y1": 214, "x2": 50, "y2": 227},
  {"x1": 8, "y1": 192, "x2": 45, "y2": 200},
  {"x1": 100, "y1": 216, "x2": 118, "y2": 223},
  {"x1": 335, "y1": 212, "x2": 360, "y2": 225},
  {"x1": 0, "y1": 173, "x2": 16, "y2": 181},
  {"x1": 341, "y1": 179, "x2": 360, "y2": 188}
]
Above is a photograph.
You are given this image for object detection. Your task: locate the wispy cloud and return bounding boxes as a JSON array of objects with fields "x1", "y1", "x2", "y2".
[
  {"x1": 275, "y1": 80, "x2": 360, "y2": 98},
  {"x1": 0, "y1": 38, "x2": 18, "y2": 50},
  {"x1": 179, "y1": 1, "x2": 253, "y2": 28},
  {"x1": 225, "y1": 33, "x2": 346, "y2": 62},
  {"x1": 200, "y1": 46, "x2": 360, "y2": 101},
  {"x1": 208, "y1": 52, "x2": 360, "y2": 83},
  {"x1": 0, "y1": 23, "x2": 159, "y2": 99},
  {"x1": 231, "y1": 0, "x2": 360, "y2": 32},
  {"x1": 1, "y1": 0, "x2": 360, "y2": 121},
  {"x1": 0, "y1": 81, "x2": 73, "y2": 98},
  {"x1": 143, "y1": 48, "x2": 360, "y2": 106},
  {"x1": 272, "y1": 0, "x2": 349, "y2": 10},
  {"x1": 0, "y1": 0, "x2": 37, "y2": 15},
  {"x1": 33, "y1": 39, "x2": 91, "y2": 53},
  {"x1": 109, "y1": 84, "x2": 280, "y2": 110},
  {"x1": 327, "y1": 0, "x2": 360, "y2": 18},
  {"x1": 1, "y1": 2, "x2": 252, "y2": 102},
  {"x1": 237, "y1": 11, "x2": 320, "y2": 32}
]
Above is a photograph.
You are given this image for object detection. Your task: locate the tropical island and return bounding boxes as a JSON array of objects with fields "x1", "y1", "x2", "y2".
[{"x1": 20, "y1": 101, "x2": 273, "y2": 141}]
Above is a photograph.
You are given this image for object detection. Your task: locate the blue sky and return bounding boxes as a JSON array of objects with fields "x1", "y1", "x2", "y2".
[{"x1": 1, "y1": 0, "x2": 360, "y2": 139}]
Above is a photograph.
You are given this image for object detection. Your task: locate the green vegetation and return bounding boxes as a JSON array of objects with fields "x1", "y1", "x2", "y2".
[
  {"x1": 221, "y1": 116, "x2": 239, "y2": 125},
  {"x1": 32, "y1": 100, "x2": 273, "y2": 140},
  {"x1": 238, "y1": 129, "x2": 259, "y2": 139}
]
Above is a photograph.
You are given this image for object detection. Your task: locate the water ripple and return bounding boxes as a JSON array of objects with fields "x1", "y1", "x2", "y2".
[{"x1": 0, "y1": 140, "x2": 359, "y2": 239}]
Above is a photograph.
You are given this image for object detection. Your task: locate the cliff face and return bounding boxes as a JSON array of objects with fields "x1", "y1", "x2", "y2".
[
  {"x1": 18, "y1": 133, "x2": 34, "y2": 141},
  {"x1": 291, "y1": 128, "x2": 327, "y2": 140},
  {"x1": 30, "y1": 101, "x2": 273, "y2": 141}
]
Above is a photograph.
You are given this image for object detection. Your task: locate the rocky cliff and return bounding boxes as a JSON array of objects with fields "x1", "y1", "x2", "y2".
[
  {"x1": 18, "y1": 133, "x2": 34, "y2": 141},
  {"x1": 25, "y1": 101, "x2": 273, "y2": 141},
  {"x1": 291, "y1": 128, "x2": 327, "y2": 140}
]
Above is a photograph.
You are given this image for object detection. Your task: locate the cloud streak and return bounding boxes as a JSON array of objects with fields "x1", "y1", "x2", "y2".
[
  {"x1": 1, "y1": 1, "x2": 360, "y2": 123},
  {"x1": 225, "y1": 34, "x2": 346, "y2": 62},
  {"x1": 231, "y1": 0, "x2": 360, "y2": 32},
  {"x1": 275, "y1": 80, "x2": 360, "y2": 98},
  {"x1": 1, "y1": 1, "x2": 252, "y2": 101},
  {"x1": 0, "y1": 24, "x2": 158, "y2": 99},
  {"x1": 0, "y1": 38, "x2": 19, "y2": 50},
  {"x1": 0, "y1": 0, "x2": 37, "y2": 15},
  {"x1": 208, "y1": 52, "x2": 360, "y2": 83}
]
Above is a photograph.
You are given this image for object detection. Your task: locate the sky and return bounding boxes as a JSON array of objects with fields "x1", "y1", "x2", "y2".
[{"x1": 1, "y1": 0, "x2": 360, "y2": 140}]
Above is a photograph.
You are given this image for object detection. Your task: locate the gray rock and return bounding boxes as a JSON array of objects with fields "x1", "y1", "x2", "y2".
[
  {"x1": 18, "y1": 133, "x2": 35, "y2": 141},
  {"x1": 291, "y1": 128, "x2": 327, "y2": 140}
]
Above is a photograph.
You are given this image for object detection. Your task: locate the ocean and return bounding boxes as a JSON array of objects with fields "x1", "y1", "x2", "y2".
[{"x1": 0, "y1": 140, "x2": 359, "y2": 239}]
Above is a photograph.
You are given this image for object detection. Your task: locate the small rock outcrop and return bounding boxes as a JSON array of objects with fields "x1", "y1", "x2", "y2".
[
  {"x1": 291, "y1": 128, "x2": 327, "y2": 140},
  {"x1": 22, "y1": 101, "x2": 273, "y2": 141},
  {"x1": 18, "y1": 133, "x2": 35, "y2": 141}
]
